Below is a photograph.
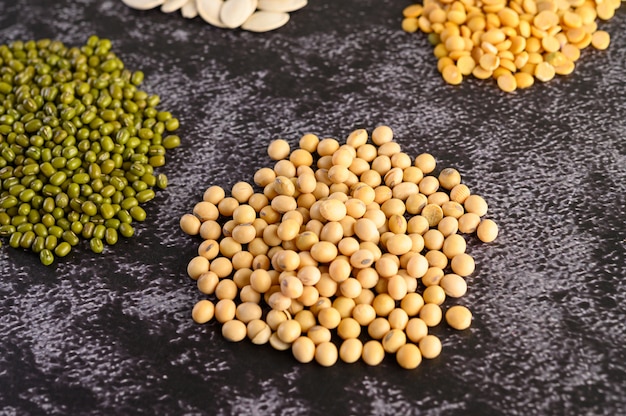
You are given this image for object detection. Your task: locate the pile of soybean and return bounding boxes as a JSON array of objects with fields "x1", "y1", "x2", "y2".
[
  {"x1": 181, "y1": 126, "x2": 498, "y2": 369},
  {"x1": 0, "y1": 37, "x2": 180, "y2": 265}
]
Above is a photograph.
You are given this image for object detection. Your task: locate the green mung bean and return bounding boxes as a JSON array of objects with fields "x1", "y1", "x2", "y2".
[
  {"x1": 44, "y1": 235, "x2": 57, "y2": 250},
  {"x1": 31, "y1": 235, "x2": 45, "y2": 253},
  {"x1": 54, "y1": 241, "x2": 71, "y2": 257},
  {"x1": 104, "y1": 227, "x2": 117, "y2": 245},
  {"x1": 39, "y1": 248, "x2": 54, "y2": 265},
  {"x1": 90, "y1": 237, "x2": 104, "y2": 253},
  {"x1": 115, "y1": 216, "x2": 133, "y2": 233},
  {"x1": 0, "y1": 36, "x2": 180, "y2": 264},
  {"x1": 136, "y1": 189, "x2": 154, "y2": 203},
  {"x1": 9, "y1": 231, "x2": 22, "y2": 248},
  {"x1": 19, "y1": 230, "x2": 35, "y2": 249}
]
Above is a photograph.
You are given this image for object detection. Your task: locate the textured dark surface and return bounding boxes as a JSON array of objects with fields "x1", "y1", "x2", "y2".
[{"x1": 1, "y1": 0, "x2": 625, "y2": 415}]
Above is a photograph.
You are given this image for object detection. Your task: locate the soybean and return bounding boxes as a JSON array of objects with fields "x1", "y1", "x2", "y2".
[
  {"x1": 445, "y1": 305, "x2": 472, "y2": 330},
  {"x1": 182, "y1": 126, "x2": 498, "y2": 369}
]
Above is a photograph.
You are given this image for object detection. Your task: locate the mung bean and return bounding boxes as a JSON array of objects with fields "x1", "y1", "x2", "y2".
[{"x1": 0, "y1": 36, "x2": 180, "y2": 264}]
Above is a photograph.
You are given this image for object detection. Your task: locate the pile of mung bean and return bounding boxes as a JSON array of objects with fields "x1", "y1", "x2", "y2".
[
  {"x1": 181, "y1": 125, "x2": 498, "y2": 369},
  {"x1": 401, "y1": 0, "x2": 622, "y2": 92},
  {"x1": 122, "y1": 0, "x2": 308, "y2": 33},
  {"x1": 0, "y1": 36, "x2": 180, "y2": 265}
]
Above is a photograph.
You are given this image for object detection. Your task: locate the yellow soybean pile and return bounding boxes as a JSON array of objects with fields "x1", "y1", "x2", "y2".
[
  {"x1": 401, "y1": 0, "x2": 622, "y2": 92},
  {"x1": 180, "y1": 125, "x2": 498, "y2": 369}
]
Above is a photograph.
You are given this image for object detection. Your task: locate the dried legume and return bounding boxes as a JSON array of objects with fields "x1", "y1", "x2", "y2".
[
  {"x1": 0, "y1": 37, "x2": 179, "y2": 264},
  {"x1": 121, "y1": 0, "x2": 307, "y2": 32},
  {"x1": 402, "y1": 0, "x2": 622, "y2": 91},
  {"x1": 182, "y1": 125, "x2": 498, "y2": 368}
]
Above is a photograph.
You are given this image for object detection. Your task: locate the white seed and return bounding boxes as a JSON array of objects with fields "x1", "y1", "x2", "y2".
[
  {"x1": 125, "y1": 0, "x2": 305, "y2": 32},
  {"x1": 220, "y1": 0, "x2": 258, "y2": 28},
  {"x1": 197, "y1": 0, "x2": 226, "y2": 27},
  {"x1": 161, "y1": 0, "x2": 188, "y2": 13},
  {"x1": 181, "y1": 0, "x2": 199, "y2": 17},
  {"x1": 242, "y1": 10, "x2": 290, "y2": 32},
  {"x1": 121, "y1": 0, "x2": 166, "y2": 10},
  {"x1": 257, "y1": 0, "x2": 307, "y2": 13}
]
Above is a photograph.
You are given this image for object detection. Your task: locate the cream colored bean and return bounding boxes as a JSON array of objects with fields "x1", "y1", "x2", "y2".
[
  {"x1": 400, "y1": 292, "x2": 424, "y2": 316},
  {"x1": 387, "y1": 274, "x2": 408, "y2": 300},
  {"x1": 442, "y1": 233, "x2": 466, "y2": 258},
  {"x1": 451, "y1": 253, "x2": 475, "y2": 276},
  {"x1": 368, "y1": 317, "x2": 392, "y2": 340},
  {"x1": 187, "y1": 256, "x2": 210, "y2": 280},
  {"x1": 292, "y1": 336, "x2": 316, "y2": 363},
  {"x1": 222, "y1": 319, "x2": 247, "y2": 342},
  {"x1": 352, "y1": 303, "x2": 377, "y2": 326},
  {"x1": 396, "y1": 343, "x2": 422, "y2": 369},
  {"x1": 419, "y1": 303, "x2": 443, "y2": 327},
  {"x1": 268, "y1": 139, "x2": 291, "y2": 160},
  {"x1": 197, "y1": 272, "x2": 220, "y2": 295},
  {"x1": 247, "y1": 319, "x2": 271, "y2": 344},
  {"x1": 382, "y1": 328, "x2": 407, "y2": 353},
  {"x1": 317, "y1": 307, "x2": 342, "y2": 329},
  {"x1": 438, "y1": 168, "x2": 461, "y2": 190},
  {"x1": 362, "y1": 340, "x2": 385, "y2": 366},
  {"x1": 192, "y1": 299, "x2": 215, "y2": 324},
  {"x1": 464, "y1": 194, "x2": 488, "y2": 216},
  {"x1": 203, "y1": 185, "x2": 225, "y2": 205},
  {"x1": 337, "y1": 317, "x2": 362, "y2": 339},
  {"x1": 477, "y1": 219, "x2": 499, "y2": 242},
  {"x1": 406, "y1": 253, "x2": 429, "y2": 278},
  {"x1": 440, "y1": 273, "x2": 467, "y2": 297},
  {"x1": 277, "y1": 319, "x2": 301, "y2": 343},
  {"x1": 293, "y1": 309, "x2": 317, "y2": 333},
  {"x1": 340, "y1": 338, "x2": 364, "y2": 364},
  {"x1": 458, "y1": 212, "x2": 481, "y2": 233},
  {"x1": 266, "y1": 309, "x2": 290, "y2": 331},
  {"x1": 419, "y1": 334, "x2": 442, "y2": 359},
  {"x1": 308, "y1": 325, "x2": 332, "y2": 345},
  {"x1": 405, "y1": 317, "x2": 428, "y2": 343},
  {"x1": 269, "y1": 332, "x2": 292, "y2": 351},
  {"x1": 180, "y1": 213, "x2": 201, "y2": 235},
  {"x1": 423, "y1": 285, "x2": 446, "y2": 305},
  {"x1": 415, "y1": 153, "x2": 436, "y2": 173},
  {"x1": 315, "y1": 341, "x2": 339, "y2": 367},
  {"x1": 445, "y1": 305, "x2": 473, "y2": 330},
  {"x1": 236, "y1": 302, "x2": 263, "y2": 323}
]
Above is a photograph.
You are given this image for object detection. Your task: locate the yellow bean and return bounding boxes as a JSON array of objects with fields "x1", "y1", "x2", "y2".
[
  {"x1": 191, "y1": 299, "x2": 215, "y2": 324},
  {"x1": 292, "y1": 336, "x2": 316, "y2": 363},
  {"x1": 339, "y1": 338, "x2": 364, "y2": 364},
  {"x1": 497, "y1": 72, "x2": 517, "y2": 93},
  {"x1": 419, "y1": 334, "x2": 442, "y2": 359},
  {"x1": 534, "y1": 61, "x2": 556, "y2": 82},
  {"x1": 445, "y1": 305, "x2": 473, "y2": 330},
  {"x1": 477, "y1": 218, "x2": 499, "y2": 242},
  {"x1": 362, "y1": 340, "x2": 386, "y2": 366},
  {"x1": 183, "y1": 126, "x2": 500, "y2": 370},
  {"x1": 591, "y1": 30, "x2": 610, "y2": 50},
  {"x1": 222, "y1": 320, "x2": 247, "y2": 342}
]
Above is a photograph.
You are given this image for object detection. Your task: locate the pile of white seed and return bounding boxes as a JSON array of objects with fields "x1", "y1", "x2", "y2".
[{"x1": 121, "y1": 0, "x2": 307, "y2": 32}]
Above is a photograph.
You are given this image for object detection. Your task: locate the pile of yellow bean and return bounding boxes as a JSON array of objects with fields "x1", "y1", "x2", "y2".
[
  {"x1": 180, "y1": 126, "x2": 498, "y2": 369},
  {"x1": 401, "y1": 0, "x2": 622, "y2": 92}
]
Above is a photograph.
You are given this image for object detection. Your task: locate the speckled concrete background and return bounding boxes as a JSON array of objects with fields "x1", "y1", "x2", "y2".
[{"x1": 0, "y1": 1, "x2": 625, "y2": 415}]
